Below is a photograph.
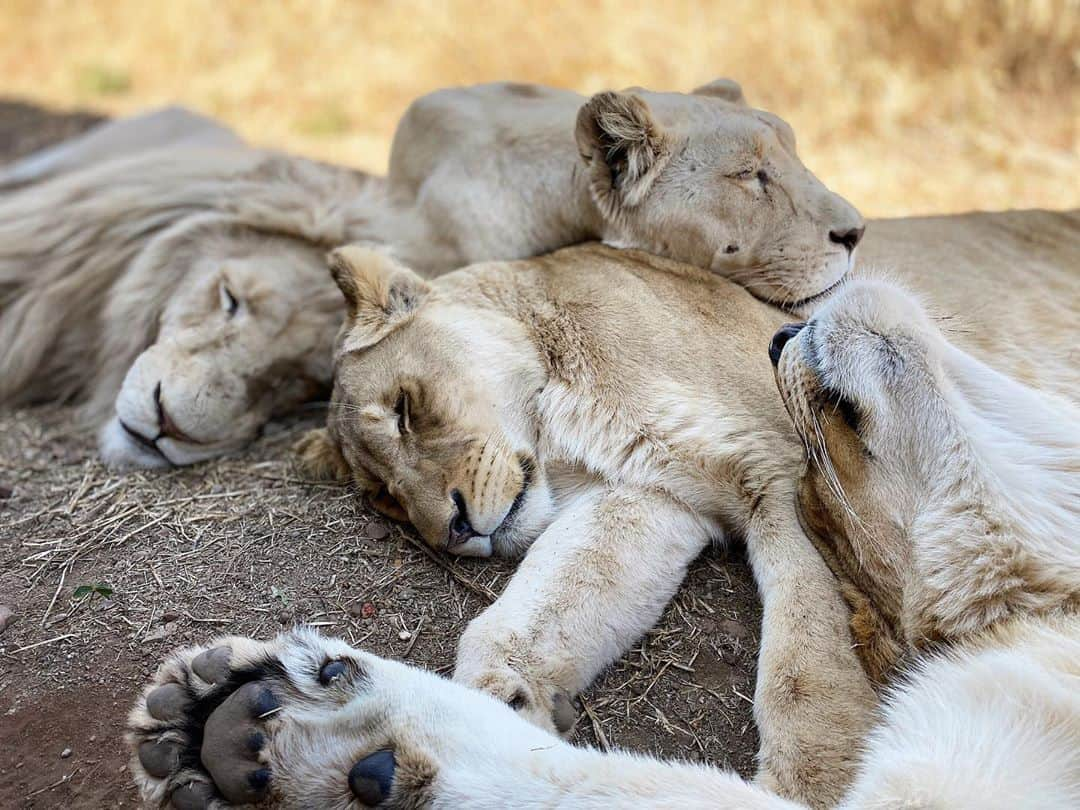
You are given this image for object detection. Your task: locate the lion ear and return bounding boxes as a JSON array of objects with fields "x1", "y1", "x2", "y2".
[
  {"x1": 327, "y1": 244, "x2": 430, "y2": 353},
  {"x1": 294, "y1": 428, "x2": 351, "y2": 482},
  {"x1": 691, "y1": 77, "x2": 747, "y2": 106},
  {"x1": 575, "y1": 91, "x2": 672, "y2": 215}
]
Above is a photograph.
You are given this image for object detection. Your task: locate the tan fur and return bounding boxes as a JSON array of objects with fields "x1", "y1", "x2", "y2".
[
  {"x1": 853, "y1": 208, "x2": 1080, "y2": 400},
  {"x1": 779, "y1": 281, "x2": 1079, "y2": 653},
  {"x1": 5, "y1": 87, "x2": 1073, "y2": 473}
]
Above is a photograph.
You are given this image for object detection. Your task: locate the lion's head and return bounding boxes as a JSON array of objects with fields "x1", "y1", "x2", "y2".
[
  {"x1": 770, "y1": 280, "x2": 1080, "y2": 641},
  {"x1": 770, "y1": 283, "x2": 943, "y2": 623},
  {"x1": 98, "y1": 218, "x2": 343, "y2": 468},
  {"x1": 576, "y1": 79, "x2": 864, "y2": 308},
  {"x1": 295, "y1": 245, "x2": 557, "y2": 558}
]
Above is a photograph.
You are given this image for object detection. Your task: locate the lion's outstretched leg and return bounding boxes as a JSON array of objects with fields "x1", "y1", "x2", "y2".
[
  {"x1": 128, "y1": 629, "x2": 799, "y2": 809},
  {"x1": 453, "y1": 485, "x2": 714, "y2": 735},
  {"x1": 744, "y1": 499, "x2": 878, "y2": 808}
]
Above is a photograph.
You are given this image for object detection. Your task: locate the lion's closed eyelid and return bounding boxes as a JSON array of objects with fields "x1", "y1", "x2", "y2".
[
  {"x1": 820, "y1": 385, "x2": 863, "y2": 434},
  {"x1": 394, "y1": 388, "x2": 410, "y2": 434},
  {"x1": 724, "y1": 164, "x2": 757, "y2": 179},
  {"x1": 218, "y1": 278, "x2": 241, "y2": 317}
]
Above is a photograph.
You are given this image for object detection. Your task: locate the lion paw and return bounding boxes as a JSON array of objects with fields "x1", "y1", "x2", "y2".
[{"x1": 128, "y1": 629, "x2": 564, "y2": 809}]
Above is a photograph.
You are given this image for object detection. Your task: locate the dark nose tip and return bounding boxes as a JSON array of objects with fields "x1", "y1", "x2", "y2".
[
  {"x1": 829, "y1": 226, "x2": 865, "y2": 253},
  {"x1": 769, "y1": 322, "x2": 806, "y2": 366},
  {"x1": 447, "y1": 489, "x2": 477, "y2": 549}
]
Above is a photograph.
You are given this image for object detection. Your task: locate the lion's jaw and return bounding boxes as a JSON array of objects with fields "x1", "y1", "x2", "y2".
[
  {"x1": 776, "y1": 281, "x2": 1080, "y2": 645},
  {"x1": 577, "y1": 89, "x2": 864, "y2": 309},
  {"x1": 98, "y1": 252, "x2": 340, "y2": 469}
]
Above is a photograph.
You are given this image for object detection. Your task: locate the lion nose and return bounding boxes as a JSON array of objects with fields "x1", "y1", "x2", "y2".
[
  {"x1": 769, "y1": 322, "x2": 806, "y2": 366},
  {"x1": 447, "y1": 489, "x2": 477, "y2": 549},
  {"x1": 829, "y1": 226, "x2": 865, "y2": 253}
]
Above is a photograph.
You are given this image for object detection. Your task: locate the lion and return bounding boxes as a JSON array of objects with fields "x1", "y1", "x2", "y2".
[
  {"x1": 125, "y1": 226, "x2": 1074, "y2": 804},
  {"x1": 0, "y1": 140, "x2": 377, "y2": 467},
  {"x1": 124, "y1": 277, "x2": 1079, "y2": 809},
  {"x1": 366, "y1": 79, "x2": 864, "y2": 307},
  {"x1": 0, "y1": 78, "x2": 864, "y2": 467}
]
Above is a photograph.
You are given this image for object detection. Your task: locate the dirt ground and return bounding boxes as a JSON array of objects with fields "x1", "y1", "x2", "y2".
[{"x1": 0, "y1": 105, "x2": 763, "y2": 808}]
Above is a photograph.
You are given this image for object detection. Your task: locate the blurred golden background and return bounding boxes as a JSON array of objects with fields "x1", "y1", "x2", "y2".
[{"x1": 1, "y1": 0, "x2": 1077, "y2": 217}]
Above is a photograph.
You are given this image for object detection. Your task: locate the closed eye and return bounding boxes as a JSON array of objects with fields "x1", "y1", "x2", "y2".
[
  {"x1": 394, "y1": 389, "x2": 410, "y2": 435},
  {"x1": 821, "y1": 386, "x2": 862, "y2": 434},
  {"x1": 219, "y1": 281, "x2": 240, "y2": 317}
]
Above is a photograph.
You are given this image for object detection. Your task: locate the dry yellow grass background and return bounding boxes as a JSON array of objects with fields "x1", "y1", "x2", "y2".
[{"x1": 1, "y1": 0, "x2": 1077, "y2": 217}]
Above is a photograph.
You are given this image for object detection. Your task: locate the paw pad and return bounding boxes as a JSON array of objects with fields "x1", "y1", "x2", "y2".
[
  {"x1": 145, "y1": 682, "x2": 188, "y2": 721},
  {"x1": 137, "y1": 739, "x2": 180, "y2": 778},
  {"x1": 200, "y1": 682, "x2": 278, "y2": 803},
  {"x1": 248, "y1": 767, "x2": 272, "y2": 790},
  {"x1": 169, "y1": 781, "x2": 215, "y2": 810},
  {"x1": 349, "y1": 749, "x2": 396, "y2": 805},
  {"x1": 191, "y1": 645, "x2": 233, "y2": 684},
  {"x1": 319, "y1": 659, "x2": 348, "y2": 685}
]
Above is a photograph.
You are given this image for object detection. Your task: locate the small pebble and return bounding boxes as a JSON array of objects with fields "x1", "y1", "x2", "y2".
[
  {"x1": 366, "y1": 523, "x2": 390, "y2": 540},
  {"x1": 397, "y1": 630, "x2": 411, "y2": 641},
  {"x1": 60, "y1": 748, "x2": 72, "y2": 759},
  {"x1": 348, "y1": 601, "x2": 378, "y2": 619}
]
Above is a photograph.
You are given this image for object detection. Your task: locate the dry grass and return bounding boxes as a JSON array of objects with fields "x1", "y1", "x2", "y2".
[{"x1": 1, "y1": 0, "x2": 1077, "y2": 217}]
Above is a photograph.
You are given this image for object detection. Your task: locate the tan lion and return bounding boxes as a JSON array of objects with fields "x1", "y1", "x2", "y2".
[
  {"x1": 126, "y1": 276, "x2": 1079, "y2": 809},
  {"x1": 0, "y1": 79, "x2": 863, "y2": 467},
  {"x1": 122, "y1": 220, "x2": 1076, "y2": 806}
]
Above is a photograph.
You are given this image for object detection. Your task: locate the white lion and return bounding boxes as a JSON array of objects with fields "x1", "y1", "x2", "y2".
[{"x1": 125, "y1": 278, "x2": 1079, "y2": 808}]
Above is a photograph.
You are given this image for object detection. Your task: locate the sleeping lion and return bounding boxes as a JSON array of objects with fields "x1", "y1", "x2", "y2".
[
  {"x1": 125, "y1": 277, "x2": 1079, "y2": 808},
  {"x1": 122, "y1": 235, "x2": 1077, "y2": 807},
  {"x1": 0, "y1": 79, "x2": 863, "y2": 468}
]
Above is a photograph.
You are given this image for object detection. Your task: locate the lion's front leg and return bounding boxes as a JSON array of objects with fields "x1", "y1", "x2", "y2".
[
  {"x1": 453, "y1": 485, "x2": 715, "y2": 735},
  {"x1": 745, "y1": 501, "x2": 878, "y2": 808},
  {"x1": 127, "y1": 629, "x2": 799, "y2": 809}
]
